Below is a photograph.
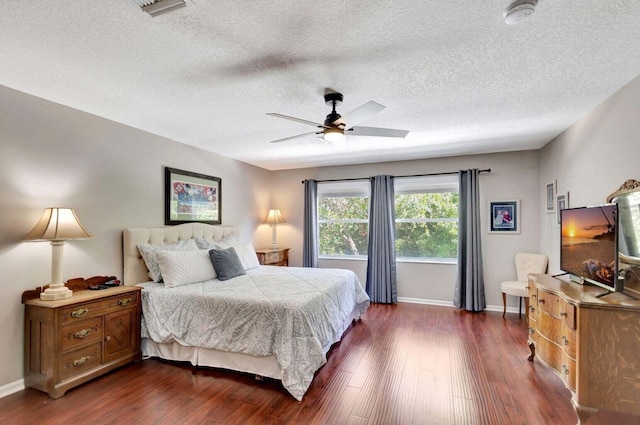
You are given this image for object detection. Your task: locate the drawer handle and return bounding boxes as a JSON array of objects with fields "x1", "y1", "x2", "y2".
[
  {"x1": 71, "y1": 308, "x2": 88, "y2": 318},
  {"x1": 118, "y1": 298, "x2": 132, "y2": 306},
  {"x1": 106, "y1": 335, "x2": 112, "y2": 341},
  {"x1": 560, "y1": 312, "x2": 567, "y2": 317},
  {"x1": 528, "y1": 327, "x2": 535, "y2": 335},
  {"x1": 73, "y1": 356, "x2": 91, "y2": 367},
  {"x1": 539, "y1": 299, "x2": 545, "y2": 304},
  {"x1": 74, "y1": 328, "x2": 92, "y2": 339},
  {"x1": 562, "y1": 364, "x2": 569, "y2": 375},
  {"x1": 531, "y1": 294, "x2": 537, "y2": 299}
]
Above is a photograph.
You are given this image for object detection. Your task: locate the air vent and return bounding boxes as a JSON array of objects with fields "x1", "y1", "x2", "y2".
[{"x1": 131, "y1": 0, "x2": 186, "y2": 17}]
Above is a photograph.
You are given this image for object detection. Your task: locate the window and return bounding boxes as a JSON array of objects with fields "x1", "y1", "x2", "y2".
[
  {"x1": 394, "y1": 175, "x2": 458, "y2": 262},
  {"x1": 318, "y1": 181, "x2": 369, "y2": 258},
  {"x1": 316, "y1": 175, "x2": 459, "y2": 261}
]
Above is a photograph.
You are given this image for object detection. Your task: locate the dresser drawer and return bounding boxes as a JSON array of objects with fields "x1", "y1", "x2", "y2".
[
  {"x1": 61, "y1": 292, "x2": 139, "y2": 324},
  {"x1": 537, "y1": 291, "x2": 561, "y2": 318},
  {"x1": 561, "y1": 303, "x2": 576, "y2": 330},
  {"x1": 562, "y1": 327, "x2": 576, "y2": 359},
  {"x1": 537, "y1": 311, "x2": 563, "y2": 346},
  {"x1": 265, "y1": 251, "x2": 285, "y2": 263},
  {"x1": 60, "y1": 342, "x2": 102, "y2": 380},
  {"x1": 61, "y1": 317, "x2": 102, "y2": 351},
  {"x1": 562, "y1": 358, "x2": 576, "y2": 391},
  {"x1": 535, "y1": 334, "x2": 563, "y2": 372}
]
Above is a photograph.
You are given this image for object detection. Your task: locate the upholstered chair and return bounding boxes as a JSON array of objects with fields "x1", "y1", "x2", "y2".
[{"x1": 501, "y1": 253, "x2": 549, "y2": 317}]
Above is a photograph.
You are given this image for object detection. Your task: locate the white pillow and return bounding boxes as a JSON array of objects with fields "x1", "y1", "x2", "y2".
[
  {"x1": 156, "y1": 249, "x2": 217, "y2": 288},
  {"x1": 234, "y1": 243, "x2": 261, "y2": 270},
  {"x1": 137, "y1": 239, "x2": 198, "y2": 282},
  {"x1": 195, "y1": 235, "x2": 239, "y2": 250},
  {"x1": 195, "y1": 237, "x2": 259, "y2": 271}
]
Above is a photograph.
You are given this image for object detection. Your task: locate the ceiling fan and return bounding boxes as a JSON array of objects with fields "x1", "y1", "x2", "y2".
[{"x1": 267, "y1": 91, "x2": 409, "y2": 144}]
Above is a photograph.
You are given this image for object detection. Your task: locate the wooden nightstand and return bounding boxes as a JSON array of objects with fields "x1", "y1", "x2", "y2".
[
  {"x1": 255, "y1": 247, "x2": 290, "y2": 266},
  {"x1": 22, "y1": 277, "x2": 142, "y2": 398}
]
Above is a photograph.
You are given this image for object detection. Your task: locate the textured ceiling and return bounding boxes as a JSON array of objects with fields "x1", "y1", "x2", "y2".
[{"x1": 1, "y1": 1, "x2": 639, "y2": 170}]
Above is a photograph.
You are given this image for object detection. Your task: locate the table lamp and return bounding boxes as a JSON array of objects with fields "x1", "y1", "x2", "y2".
[
  {"x1": 263, "y1": 209, "x2": 285, "y2": 249},
  {"x1": 24, "y1": 207, "x2": 94, "y2": 300}
]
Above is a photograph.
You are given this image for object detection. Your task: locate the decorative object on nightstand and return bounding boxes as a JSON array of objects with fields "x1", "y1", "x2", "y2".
[
  {"x1": 255, "y1": 247, "x2": 290, "y2": 266},
  {"x1": 24, "y1": 208, "x2": 94, "y2": 301},
  {"x1": 22, "y1": 276, "x2": 142, "y2": 399},
  {"x1": 263, "y1": 208, "x2": 285, "y2": 249}
]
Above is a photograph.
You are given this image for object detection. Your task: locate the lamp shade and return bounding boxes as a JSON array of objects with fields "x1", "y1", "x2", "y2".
[
  {"x1": 263, "y1": 209, "x2": 286, "y2": 225},
  {"x1": 323, "y1": 127, "x2": 345, "y2": 143},
  {"x1": 24, "y1": 208, "x2": 94, "y2": 241}
]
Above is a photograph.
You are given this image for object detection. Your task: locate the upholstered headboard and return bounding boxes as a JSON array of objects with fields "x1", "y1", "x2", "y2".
[{"x1": 122, "y1": 223, "x2": 239, "y2": 285}]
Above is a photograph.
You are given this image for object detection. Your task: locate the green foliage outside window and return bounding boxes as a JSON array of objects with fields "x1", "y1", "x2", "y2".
[
  {"x1": 318, "y1": 191, "x2": 458, "y2": 260},
  {"x1": 318, "y1": 196, "x2": 369, "y2": 256},
  {"x1": 395, "y1": 192, "x2": 458, "y2": 259}
]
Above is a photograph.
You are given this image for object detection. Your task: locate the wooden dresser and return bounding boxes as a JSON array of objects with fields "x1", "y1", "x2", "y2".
[
  {"x1": 255, "y1": 247, "x2": 290, "y2": 266},
  {"x1": 527, "y1": 274, "x2": 640, "y2": 424},
  {"x1": 23, "y1": 283, "x2": 141, "y2": 398}
]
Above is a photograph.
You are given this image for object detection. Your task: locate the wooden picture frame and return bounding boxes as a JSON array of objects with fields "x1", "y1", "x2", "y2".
[
  {"x1": 165, "y1": 167, "x2": 221, "y2": 225},
  {"x1": 546, "y1": 181, "x2": 556, "y2": 213},
  {"x1": 489, "y1": 200, "x2": 520, "y2": 234}
]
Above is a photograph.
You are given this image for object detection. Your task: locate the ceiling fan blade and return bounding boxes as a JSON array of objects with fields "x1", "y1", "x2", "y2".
[
  {"x1": 269, "y1": 131, "x2": 321, "y2": 143},
  {"x1": 348, "y1": 126, "x2": 409, "y2": 138},
  {"x1": 267, "y1": 113, "x2": 327, "y2": 128},
  {"x1": 335, "y1": 101, "x2": 385, "y2": 127}
]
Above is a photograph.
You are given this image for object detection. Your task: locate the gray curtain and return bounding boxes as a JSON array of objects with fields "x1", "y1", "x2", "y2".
[
  {"x1": 366, "y1": 175, "x2": 397, "y2": 303},
  {"x1": 303, "y1": 179, "x2": 318, "y2": 267},
  {"x1": 454, "y1": 169, "x2": 486, "y2": 311}
]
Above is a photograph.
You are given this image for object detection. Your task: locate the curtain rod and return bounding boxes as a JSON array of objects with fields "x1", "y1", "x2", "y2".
[{"x1": 301, "y1": 168, "x2": 491, "y2": 184}]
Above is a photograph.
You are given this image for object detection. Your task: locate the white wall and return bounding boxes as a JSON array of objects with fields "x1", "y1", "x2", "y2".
[
  {"x1": 0, "y1": 85, "x2": 273, "y2": 388},
  {"x1": 270, "y1": 150, "x2": 541, "y2": 307},
  {"x1": 540, "y1": 74, "x2": 640, "y2": 273}
]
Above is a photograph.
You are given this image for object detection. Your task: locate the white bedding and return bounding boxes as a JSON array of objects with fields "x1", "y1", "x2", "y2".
[{"x1": 138, "y1": 265, "x2": 370, "y2": 400}]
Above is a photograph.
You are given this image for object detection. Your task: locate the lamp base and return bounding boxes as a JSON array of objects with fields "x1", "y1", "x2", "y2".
[{"x1": 40, "y1": 284, "x2": 73, "y2": 301}]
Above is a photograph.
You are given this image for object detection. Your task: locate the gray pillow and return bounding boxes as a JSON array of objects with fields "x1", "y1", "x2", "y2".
[{"x1": 208, "y1": 247, "x2": 246, "y2": 281}]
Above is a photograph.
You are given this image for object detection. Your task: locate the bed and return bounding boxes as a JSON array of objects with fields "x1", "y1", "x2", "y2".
[{"x1": 122, "y1": 223, "x2": 370, "y2": 400}]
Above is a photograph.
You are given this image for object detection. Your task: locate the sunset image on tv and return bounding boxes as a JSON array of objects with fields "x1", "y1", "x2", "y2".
[{"x1": 561, "y1": 205, "x2": 616, "y2": 285}]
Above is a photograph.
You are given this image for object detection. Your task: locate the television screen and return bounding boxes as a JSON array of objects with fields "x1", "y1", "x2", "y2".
[{"x1": 560, "y1": 204, "x2": 621, "y2": 292}]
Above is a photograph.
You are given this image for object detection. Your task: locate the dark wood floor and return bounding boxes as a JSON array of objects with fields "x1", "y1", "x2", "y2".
[{"x1": 1, "y1": 303, "x2": 637, "y2": 425}]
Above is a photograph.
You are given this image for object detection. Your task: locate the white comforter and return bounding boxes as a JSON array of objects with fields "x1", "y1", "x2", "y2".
[{"x1": 138, "y1": 266, "x2": 370, "y2": 400}]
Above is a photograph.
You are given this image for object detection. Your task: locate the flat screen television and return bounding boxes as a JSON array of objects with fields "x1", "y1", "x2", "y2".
[{"x1": 560, "y1": 204, "x2": 622, "y2": 293}]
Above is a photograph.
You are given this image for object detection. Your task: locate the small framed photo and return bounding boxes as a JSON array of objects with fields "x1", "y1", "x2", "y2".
[
  {"x1": 546, "y1": 181, "x2": 556, "y2": 213},
  {"x1": 489, "y1": 200, "x2": 520, "y2": 234},
  {"x1": 556, "y1": 192, "x2": 568, "y2": 225},
  {"x1": 165, "y1": 167, "x2": 221, "y2": 225}
]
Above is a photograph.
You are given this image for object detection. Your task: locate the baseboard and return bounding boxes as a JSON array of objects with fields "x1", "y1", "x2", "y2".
[
  {"x1": 397, "y1": 297, "x2": 523, "y2": 315},
  {"x1": 0, "y1": 378, "x2": 24, "y2": 399}
]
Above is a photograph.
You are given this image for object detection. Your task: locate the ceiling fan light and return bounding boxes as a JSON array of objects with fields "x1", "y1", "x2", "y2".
[{"x1": 324, "y1": 128, "x2": 345, "y2": 143}]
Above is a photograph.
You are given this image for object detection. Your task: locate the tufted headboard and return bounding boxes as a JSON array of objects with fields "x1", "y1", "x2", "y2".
[{"x1": 122, "y1": 223, "x2": 239, "y2": 285}]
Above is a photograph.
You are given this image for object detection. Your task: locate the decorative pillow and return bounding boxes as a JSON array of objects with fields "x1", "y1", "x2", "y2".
[
  {"x1": 233, "y1": 243, "x2": 261, "y2": 270},
  {"x1": 208, "y1": 247, "x2": 246, "y2": 281},
  {"x1": 137, "y1": 239, "x2": 198, "y2": 282},
  {"x1": 156, "y1": 249, "x2": 217, "y2": 288},
  {"x1": 196, "y1": 238, "x2": 260, "y2": 271}
]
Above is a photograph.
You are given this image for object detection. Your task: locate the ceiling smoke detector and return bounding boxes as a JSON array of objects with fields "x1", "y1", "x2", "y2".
[
  {"x1": 131, "y1": 0, "x2": 186, "y2": 17},
  {"x1": 504, "y1": 0, "x2": 537, "y2": 25}
]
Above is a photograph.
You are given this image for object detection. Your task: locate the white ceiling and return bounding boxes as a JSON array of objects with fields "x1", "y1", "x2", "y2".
[{"x1": 2, "y1": 1, "x2": 639, "y2": 171}]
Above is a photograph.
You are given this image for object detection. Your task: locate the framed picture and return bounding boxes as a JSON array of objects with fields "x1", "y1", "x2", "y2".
[
  {"x1": 165, "y1": 167, "x2": 221, "y2": 225},
  {"x1": 556, "y1": 192, "x2": 568, "y2": 225},
  {"x1": 489, "y1": 200, "x2": 520, "y2": 234},
  {"x1": 546, "y1": 181, "x2": 556, "y2": 213}
]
